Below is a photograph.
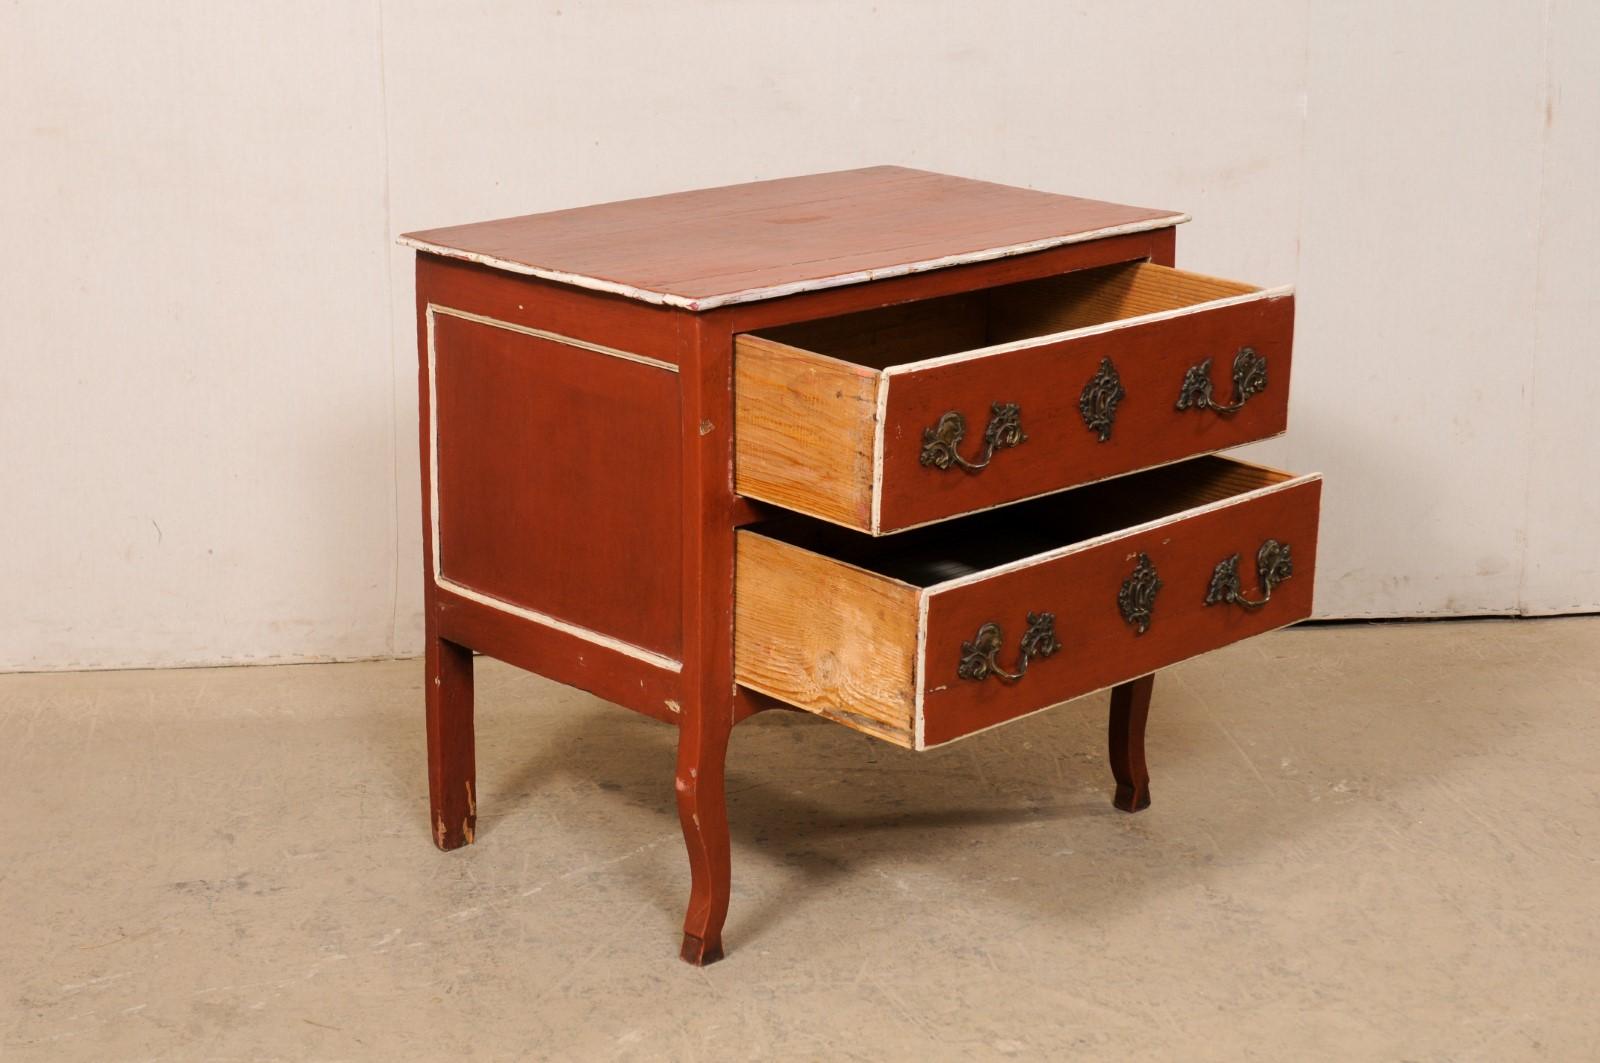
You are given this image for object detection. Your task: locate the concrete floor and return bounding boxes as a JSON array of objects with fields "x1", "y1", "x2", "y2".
[{"x1": 2, "y1": 619, "x2": 1597, "y2": 1061}]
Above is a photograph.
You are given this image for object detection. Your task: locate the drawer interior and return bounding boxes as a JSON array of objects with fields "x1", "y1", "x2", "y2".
[
  {"x1": 753, "y1": 261, "x2": 1260, "y2": 368},
  {"x1": 749, "y1": 455, "x2": 1294, "y2": 586}
]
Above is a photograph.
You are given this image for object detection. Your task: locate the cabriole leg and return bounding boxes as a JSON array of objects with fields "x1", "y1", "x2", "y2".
[
  {"x1": 1108, "y1": 673, "x2": 1155, "y2": 813},
  {"x1": 675, "y1": 700, "x2": 732, "y2": 965},
  {"x1": 426, "y1": 633, "x2": 477, "y2": 850}
]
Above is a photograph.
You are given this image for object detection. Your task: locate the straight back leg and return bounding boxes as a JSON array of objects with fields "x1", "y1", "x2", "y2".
[{"x1": 426, "y1": 632, "x2": 477, "y2": 850}]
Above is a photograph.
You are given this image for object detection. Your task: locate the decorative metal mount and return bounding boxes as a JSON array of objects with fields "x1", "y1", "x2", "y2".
[
  {"x1": 1117, "y1": 553, "x2": 1162, "y2": 635},
  {"x1": 1206, "y1": 538, "x2": 1294, "y2": 610},
  {"x1": 920, "y1": 402, "x2": 1026, "y2": 472},
  {"x1": 956, "y1": 612, "x2": 1062, "y2": 683},
  {"x1": 1079, "y1": 357, "x2": 1126, "y2": 442},
  {"x1": 1176, "y1": 346, "x2": 1268, "y2": 415}
]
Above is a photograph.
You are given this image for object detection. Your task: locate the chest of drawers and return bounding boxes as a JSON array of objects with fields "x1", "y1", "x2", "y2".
[{"x1": 401, "y1": 166, "x2": 1320, "y2": 964}]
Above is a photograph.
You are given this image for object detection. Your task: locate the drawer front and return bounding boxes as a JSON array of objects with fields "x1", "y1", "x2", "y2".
[
  {"x1": 733, "y1": 456, "x2": 1322, "y2": 750},
  {"x1": 881, "y1": 292, "x2": 1294, "y2": 531},
  {"x1": 919, "y1": 472, "x2": 1320, "y2": 746}
]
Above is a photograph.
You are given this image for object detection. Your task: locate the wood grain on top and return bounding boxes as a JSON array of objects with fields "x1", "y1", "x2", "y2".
[{"x1": 399, "y1": 166, "x2": 1185, "y2": 310}]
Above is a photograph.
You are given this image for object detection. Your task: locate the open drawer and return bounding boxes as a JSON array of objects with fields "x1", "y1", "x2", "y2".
[
  {"x1": 734, "y1": 456, "x2": 1321, "y2": 749},
  {"x1": 735, "y1": 261, "x2": 1295, "y2": 533}
]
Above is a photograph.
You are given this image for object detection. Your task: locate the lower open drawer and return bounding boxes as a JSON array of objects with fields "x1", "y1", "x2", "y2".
[{"x1": 734, "y1": 455, "x2": 1321, "y2": 749}]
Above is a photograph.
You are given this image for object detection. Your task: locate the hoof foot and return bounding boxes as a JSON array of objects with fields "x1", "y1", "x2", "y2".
[
  {"x1": 679, "y1": 932, "x2": 724, "y2": 966},
  {"x1": 1113, "y1": 784, "x2": 1151, "y2": 813}
]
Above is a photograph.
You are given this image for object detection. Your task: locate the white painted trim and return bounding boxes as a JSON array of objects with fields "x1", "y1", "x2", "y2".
[
  {"x1": 398, "y1": 213, "x2": 1190, "y2": 311},
  {"x1": 427, "y1": 307, "x2": 442, "y2": 581},
  {"x1": 870, "y1": 374, "x2": 890, "y2": 536},
  {"x1": 424, "y1": 304, "x2": 683, "y2": 675},
  {"x1": 925, "y1": 469, "x2": 1321, "y2": 594},
  {"x1": 914, "y1": 590, "x2": 930, "y2": 750},
  {"x1": 882, "y1": 285, "x2": 1294, "y2": 378},
  {"x1": 436, "y1": 577, "x2": 683, "y2": 673},
  {"x1": 428, "y1": 303, "x2": 679, "y2": 373}
]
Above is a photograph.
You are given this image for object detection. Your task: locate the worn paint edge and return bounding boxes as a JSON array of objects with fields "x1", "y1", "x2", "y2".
[
  {"x1": 870, "y1": 373, "x2": 890, "y2": 535},
  {"x1": 429, "y1": 303, "x2": 678, "y2": 372},
  {"x1": 425, "y1": 305, "x2": 683, "y2": 675},
  {"x1": 883, "y1": 285, "x2": 1294, "y2": 377},
  {"x1": 398, "y1": 214, "x2": 1190, "y2": 311},
  {"x1": 437, "y1": 577, "x2": 683, "y2": 673},
  {"x1": 926, "y1": 468, "x2": 1322, "y2": 593},
  {"x1": 914, "y1": 589, "x2": 930, "y2": 750}
]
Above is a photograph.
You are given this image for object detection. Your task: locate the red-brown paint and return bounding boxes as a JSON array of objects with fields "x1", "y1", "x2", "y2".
[
  {"x1": 432, "y1": 310, "x2": 684, "y2": 659},
  {"x1": 408, "y1": 169, "x2": 1299, "y2": 964},
  {"x1": 405, "y1": 166, "x2": 1180, "y2": 308},
  {"x1": 919, "y1": 477, "x2": 1321, "y2": 746},
  {"x1": 1108, "y1": 674, "x2": 1155, "y2": 813},
  {"x1": 879, "y1": 295, "x2": 1296, "y2": 531}
]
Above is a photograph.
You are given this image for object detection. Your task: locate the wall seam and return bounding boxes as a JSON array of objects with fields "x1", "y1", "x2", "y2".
[
  {"x1": 377, "y1": 0, "x2": 403, "y2": 657},
  {"x1": 1516, "y1": 0, "x2": 1556, "y2": 615}
]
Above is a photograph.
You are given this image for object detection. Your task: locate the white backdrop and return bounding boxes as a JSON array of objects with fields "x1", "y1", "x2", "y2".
[{"x1": 3, "y1": 1, "x2": 1596, "y2": 671}]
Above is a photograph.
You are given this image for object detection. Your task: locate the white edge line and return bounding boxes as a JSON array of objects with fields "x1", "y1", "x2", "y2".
[
  {"x1": 883, "y1": 284, "x2": 1295, "y2": 378},
  {"x1": 914, "y1": 590, "x2": 929, "y2": 750},
  {"x1": 429, "y1": 303, "x2": 679, "y2": 373},
  {"x1": 397, "y1": 214, "x2": 1190, "y2": 311},
  {"x1": 925, "y1": 469, "x2": 1323, "y2": 594},
  {"x1": 427, "y1": 307, "x2": 441, "y2": 581},
  {"x1": 437, "y1": 577, "x2": 683, "y2": 674},
  {"x1": 425, "y1": 305, "x2": 683, "y2": 675},
  {"x1": 870, "y1": 374, "x2": 889, "y2": 535}
]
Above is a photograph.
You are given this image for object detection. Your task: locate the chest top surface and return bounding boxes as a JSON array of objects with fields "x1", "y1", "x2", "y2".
[{"x1": 400, "y1": 166, "x2": 1183, "y2": 311}]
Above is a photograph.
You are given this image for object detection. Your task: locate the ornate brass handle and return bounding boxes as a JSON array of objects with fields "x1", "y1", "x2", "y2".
[
  {"x1": 920, "y1": 402, "x2": 1026, "y2": 472},
  {"x1": 1079, "y1": 357, "x2": 1126, "y2": 442},
  {"x1": 957, "y1": 612, "x2": 1061, "y2": 683},
  {"x1": 1176, "y1": 347, "x2": 1267, "y2": 415},
  {"x1": 1206, "y1": 539, "x2": 1294, "y2": 610},
  {"x1": 1118, "y1": 553, "x2": 1162, "y2": 635}
]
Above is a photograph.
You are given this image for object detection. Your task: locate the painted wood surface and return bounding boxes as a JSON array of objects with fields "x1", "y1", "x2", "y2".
[
  {"x1": 400, "y1": 166, "x2": 1185, "y2": 310},
  {"x1": 919, "y1": 467, "x2": 1322, "y2": 746},
  {"x1": 733, "y1": 262, "x2": 1294, "y2": 533},
  {"x1": 731, "y1": 457, "x2": 1322, "y2": 749},
  {"x1": 1108, "y1": 674, "x2": 1155, "y2": 813},
  {"x1": 430, "y1": 309, "x2": 685, "y2": 660}
]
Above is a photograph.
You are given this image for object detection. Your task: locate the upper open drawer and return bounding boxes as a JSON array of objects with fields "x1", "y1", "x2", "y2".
[{"x1": 735, "y1": 261, "x2": 1295, "y2": 533}]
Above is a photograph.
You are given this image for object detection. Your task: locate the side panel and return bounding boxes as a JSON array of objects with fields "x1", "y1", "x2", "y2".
[
  {"x1": 880, "y1": 293, "x2": 1295, "y2": 531},
  {"x1": 733, "y1": 335, "x2": 881, "y2": 531},
  {"x1": 919, "y1": 476, "x2": 1322, "y2": 747},
  {"x1": 429, "y1": 307, "x2": 683, "y2": 661},
  {"x1": 733, "y1": 531, "x2": 920, "y2": 747}
]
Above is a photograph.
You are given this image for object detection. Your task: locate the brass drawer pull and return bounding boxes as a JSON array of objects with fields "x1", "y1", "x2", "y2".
[
  {"x1": 1206, "y1": 539, "x2": 1294, "y2": 610},
  {"x1": 957, "y1": 612, "x2": 1061, "y2": 683},
  {"x1": 920, "y1": 402, "x2": 1026, "y2": 472},
  {"x1": 1118, "y1": 553, "x2": 1162, "y2": 635},
  {"x1": 1079, "y1": 357, "x2": 1126, "y2": 442},
  {"x1": 1176, "y1": 346, "x2": 1267, "y2": 415}
]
